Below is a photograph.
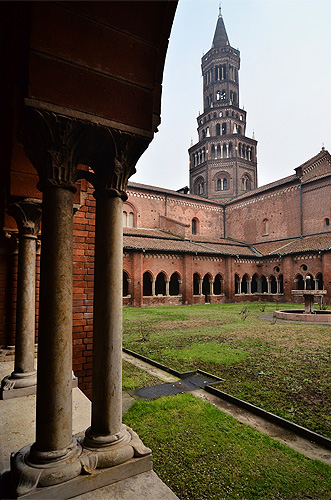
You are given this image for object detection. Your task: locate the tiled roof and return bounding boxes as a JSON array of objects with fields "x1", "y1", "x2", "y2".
[
  {"x1": 224, "y1": 174, "x2": 298, "y2": 205},
  {"x1": 123, "y1": 228, "x2": 256, "y2": 256},
  {"x1": 252, "y1": 233, "x2": 331, "y2": 256}
]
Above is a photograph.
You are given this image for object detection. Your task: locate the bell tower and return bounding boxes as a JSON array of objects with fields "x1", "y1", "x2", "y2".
[{"x1": 189, "y1": 8, "x2": 257, "y2": 200}]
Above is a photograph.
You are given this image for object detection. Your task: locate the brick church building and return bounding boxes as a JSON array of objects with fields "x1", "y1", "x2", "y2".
[{"x1": 119, "y1": 9, "x2": 331, "y2": 308}]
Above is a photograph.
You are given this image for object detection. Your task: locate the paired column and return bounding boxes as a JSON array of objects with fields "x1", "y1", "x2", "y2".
[
  {"x1": 1, "y1": 199, "x2": 41, "y2": 398},
  {"x1": 165, "y1": 279, "x2": 170, "y2": 296},
  {"x1": 152, "y1": 278, "x2": 156, "y2": 296}
]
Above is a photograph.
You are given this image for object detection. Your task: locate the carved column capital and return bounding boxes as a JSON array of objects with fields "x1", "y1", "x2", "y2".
[
  {"x1": 76, "y1": 126, "x2": 151, "y2": 198},
  {"x1": 7, "y1": 199, "x2": 42, "y2": 238},
  {"x1": 20, "y1": 107, "x2": 88, "y2": 192}
]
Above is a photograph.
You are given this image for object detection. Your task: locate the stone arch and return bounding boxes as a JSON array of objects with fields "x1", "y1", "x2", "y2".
[
  {"x1": 269, "y1": 275, "x2": 277, "y2": 294},
  {"x1": 214, "y1": 273, "x2": 223, "y2": 295},
  {"x1": 305, "y1": 273, "x2": 315, "y2": 290},
  {"x1": 143, "y1": 271, "x2": 153, "y2": 296},
  {"x1": 193, "y1": 272, "x2": 201, "y2": 295},
  {"x1": 169, "y1": 272, "x2": 180, "y2": 296},
  {"x1": 241, "y1": 273, "x2": 250, "y2": 294},
  {"x1": 251, "y1": 273, "x2": 258, "y2": 293},
  {"x1": 316, "y1": 273, "x2": 323, "y2": 290},
  {"x1": 123, "y1": 270, "x2": 130, "y2": 297},
  {"x1": 235, "y1": 273, "x2": 240, "y2": 294},
  {"x1": 155, "y1": 271, "x2": 167, "y2": 295},
  {"x1": 202, "y1": 273, "x2": 211, "y2": 302},
  {"x1": 294, "y1": 273, "x2": 304, "y2": 290},
  {"x1": 261, "y1": 275, "x2": 268, "y2": 293}
]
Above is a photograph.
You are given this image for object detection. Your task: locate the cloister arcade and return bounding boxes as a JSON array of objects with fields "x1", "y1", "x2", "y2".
[{"x1": 235, "y1": 273, "x2": 284, "y2": 295}]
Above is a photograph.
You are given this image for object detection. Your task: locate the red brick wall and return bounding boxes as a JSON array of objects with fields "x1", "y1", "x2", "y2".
[
  {"x1": 225, "y1": 182, "x2": 301, "y2": 243},
  {"x1": 302, "y1": 177, "x2": 331, "y2": 236}
]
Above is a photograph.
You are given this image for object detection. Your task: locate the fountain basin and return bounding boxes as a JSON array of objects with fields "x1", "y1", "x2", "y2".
[{"x1": 274, "y1": 309, "x2": 331, "y2": 322}]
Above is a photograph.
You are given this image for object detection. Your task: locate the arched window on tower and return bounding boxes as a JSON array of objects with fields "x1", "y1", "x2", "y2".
[
  {"x1": 217, "y1": 144, "x2": 221, "y2": 158},
  {"x1": 217, "y1": 178, "x2": 228, "y2": 191},
  {"x1": 211, "y1": 145, "x2": 215, "y2": 160},
  {"x1": 242, "y1": 174, "x2": 252, "y2": 192},
  {"x1": 216, "y1": 90, "x2": 221, "y2": 101},
  {"x1": 216, "y1": 123, "x2": 220, "y2": 136},
  {"x1": 222, "y1": 123, "x2": 227, "y2": 135}
]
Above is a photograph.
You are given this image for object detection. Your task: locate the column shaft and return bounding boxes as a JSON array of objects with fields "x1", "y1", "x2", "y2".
[
  {"x1": 91, "y1": 194, "x2": 123, "y2": 436},
  {"x1": 14, "y1": 236, "x2": 36, "y2": 375},
  {"x1": 35, "y1": 186, "x2": 74, "y2": 452}
]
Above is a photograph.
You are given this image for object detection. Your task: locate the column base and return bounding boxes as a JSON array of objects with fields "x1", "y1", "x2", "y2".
[
  {"x1": 81, "y1": 424, "x2": 151, "y2": 472},
  {"x1": 1, "y1": 372, "x2": 37, "y2": 400},
  {"x1": 10, "y1": 427, "x2": 152, "y2": 498},
  {"x1": 11, "y1": 439, "x2": 83, "y2": 497}
]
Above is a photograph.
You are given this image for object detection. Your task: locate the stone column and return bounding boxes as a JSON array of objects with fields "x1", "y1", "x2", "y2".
[
  {"x1": 79, "y1": 128, "x2": 151, "y2": 472},
  {"x1": 11, "y1": 110, "x2": 83, "y2": 495},
  {"x1": 1, "y1": 199, "x2": 41, "y2": 398},
  {"x1": 165, "y1": 279, "x2": 170, "y2": 296},
  {"x1": 198, "y1": 279, "x2": 203, "y2": 296},
  {"x1": 257, "y1": 278, "x2": 262, "y2": 294},
  {"x1": 267, "y1": 278, "x2": 272, "y2": 294},
  {"x1": 152, "y1": 278, "x2": 156, "y2": 296},
  {"x1": 209, "y1": 280, "x2": 214, "y2": 296},
  {"x1": 277, "y1": 279, "x2": 281, "y2": 294},
  {"x1": 247, "y1": 279, "x2": 252, "y2": 294}
]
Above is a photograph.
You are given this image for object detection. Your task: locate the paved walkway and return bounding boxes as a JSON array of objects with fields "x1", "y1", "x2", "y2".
[{"x1": 123, "y1": 351, "x2": 331, "y2": 466}]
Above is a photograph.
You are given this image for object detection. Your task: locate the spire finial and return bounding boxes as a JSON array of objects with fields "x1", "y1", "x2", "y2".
[
  {"x1": 321, "y1": 143, "x2": 325, "y2": 151},
  {"x1": 219, "y1": 3, "x2": 222, "y2": 17}
]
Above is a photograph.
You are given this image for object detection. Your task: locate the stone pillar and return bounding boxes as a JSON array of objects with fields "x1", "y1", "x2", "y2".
[
  {"x1": 257, "y1": 278, "x2": 262, "y2": 294},
  {"x1": 247, "y1": 279, "x2": 252, "y2": 294},
  {"x1": 277, "y1": 279, "x2": 281, "y2": 294},
  {"x1": 78, "y1": 128, "x2": 151, "y2": 472},
  {"x1": 152, "y1": 278, "x2": 156, "y2": 296},
  {"x1": 11, "y1": 110, "x2": 83, "y2": 495},
  {"x1": 1, "y1": 199, "x2": 41, "y2": 398},
  {"x1": 267, "y1": 278, "x2": 271, "y2": 294},
  {"x1": 314, "y1": 279, "x2": 319, "y2": 290},
  {"x1": 198, "y1": 279, "x2": 203, "y2": 296},
  {"x1": 209, "y1": 280, "x2": 214, "y2": 296},
  {"x1": 165, "y1": 279, "x2": 170, "y2": 296}
]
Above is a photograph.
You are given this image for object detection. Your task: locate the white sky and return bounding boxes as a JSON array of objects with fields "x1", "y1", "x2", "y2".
[{"x1": 131, "y1": 0, "x2": 331, "y2": 190}]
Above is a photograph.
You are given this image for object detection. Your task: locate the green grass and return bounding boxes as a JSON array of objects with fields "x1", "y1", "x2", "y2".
[
  {"x1": 123, "y1": 303, "x2": 331, "y2": 438},
  {"x1": 123, "y1": 393, "x2": 331, "y2": 500}
]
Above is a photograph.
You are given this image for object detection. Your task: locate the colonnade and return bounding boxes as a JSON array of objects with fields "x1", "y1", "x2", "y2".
[{"x1": 7, "y1": 107, "x2": 152, "y2": 497}]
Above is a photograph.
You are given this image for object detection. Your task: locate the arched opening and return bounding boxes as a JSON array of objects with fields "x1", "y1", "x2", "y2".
[
  {"x1": 214, "y1": 274, "x2": 222, "y2": 295},
  {"x1": 270, "y1": 275, "x2": 277, "y2": 294},
  {"x1": 235, "y1": 273, "x2": 240, "y2": 294},
  {"x1": 261, "y1": 275, "x2": 268, "y2": 293},
  {"x1": 216, "y1": 123, "x2": 220, "y2": 136},
  {"x1": 305, "y1": 273, "x2": 315, "y2": 290},
  {"x1": 278, "y1": 275, "x2": 284, "y2": 293},
  {"x1": 155, "y1": 272, "x2": 166, "y2": 295},
  {"x1": 202, "y1": 274, "x2": 211, "y2": 303},
  {"x1": 193, "y1": 273, "x2": 200, "y2": 295},
  {"x1": 241, "y1": 274, "x2": 249, "y2": 294},
  {"x1": 169, "y1": 272, "x2": 180, "y2": 296},
  {"x1": 324, "y1": 218, "x2": 330, "y2": 227},
  {"x1": 123, "y1": 271, "x2": 129, "y2": 297},
  {"x1": 211, "y1": 144, "x2": 215, "y2": 159},
  {"x1": 143, "y1": 271, "x2": 153, "y2": 296},
  {"x1": 316, "y1": 273, "x2": 323, "y2": 290},
  {"x1": 295, "y1": 274, "x2": 304, "y2": 290},
  {"x1": 221, "y1": 123, "x2": 226, "y2": 135},
  {"x1": 251, "y1": 273, "x2": 258, "y2": 293}
]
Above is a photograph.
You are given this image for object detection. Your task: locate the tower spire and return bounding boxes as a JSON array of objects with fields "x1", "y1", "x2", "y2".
[{"x1": 212, "y1": 6, "x2": 229, "y2": 47}]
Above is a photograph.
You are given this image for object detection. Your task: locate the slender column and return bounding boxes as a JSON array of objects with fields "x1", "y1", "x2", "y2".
[
  {"x1": 267, "y1": 278, "x2": 272, "y2": 294},
  {"x1": 152, "y1": 278, "x2": 156, "y2": 296},
  {"x1": 247, "y1": 279, "x2": 252, "y2": 294},
  {"x1": 198, "y1": 279, "x2": 203, "y2": 296},
  {"x1": 165, "y1": 279, "x2": 170, "y2": 296},
  {"x1": 314, "y1": 279, "x2": 319, "y2": 290},
  {"x1": 257, "y1": 278, "x2": 262, "y2": 293},
  {"x1": 1, "y1": 199, "x2": 41, "y2": 396},
  {"x1": 240, "y1": 278, "x2": 243, "y2": 294},
  {"x1": 277, "y1": 279, "x2": 281, "y2": 294},
  {"x1": 11, "y1": 110, "x2": 83, "y2": 496},
  {"x1": 85, "y1": 191, "x2": 124, "y2": 441},
  {"x1": 209, "y1": 280, "x2": 214, "y2": 295}
]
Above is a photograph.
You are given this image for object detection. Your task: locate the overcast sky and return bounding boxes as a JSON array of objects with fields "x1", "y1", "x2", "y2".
[{"x1": 131, "y1": 0, "x2": 331, "y2": 191}]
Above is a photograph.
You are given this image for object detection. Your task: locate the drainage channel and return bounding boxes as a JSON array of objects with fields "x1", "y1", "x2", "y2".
[{"x1": 123, "y1": 348, "x2": 331, "y2": 457}]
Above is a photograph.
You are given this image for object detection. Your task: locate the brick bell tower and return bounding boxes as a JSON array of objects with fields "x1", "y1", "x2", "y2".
[{"x1": 189, "y1": 8, "x2": 257, "y2": 200}]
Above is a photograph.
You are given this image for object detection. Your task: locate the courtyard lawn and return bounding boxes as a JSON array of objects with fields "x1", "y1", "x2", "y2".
[
  {"x1": 123, "y1": 303, "x2": 331, "y2": 439},
  {"x1": 123, "y1": 393, "x2": 331, "y2": 500}
]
